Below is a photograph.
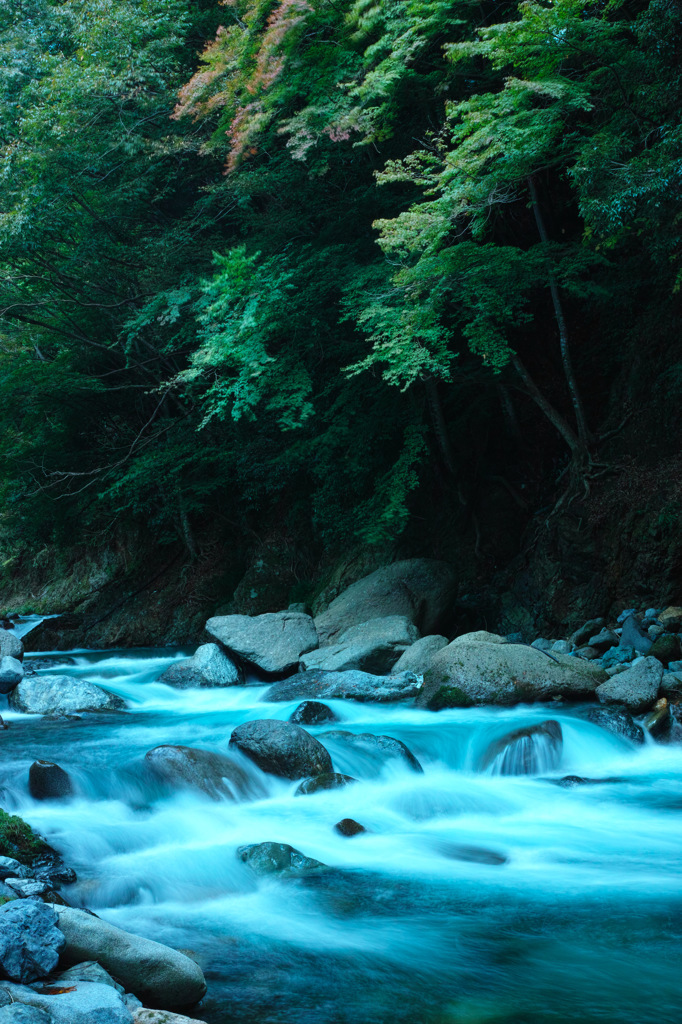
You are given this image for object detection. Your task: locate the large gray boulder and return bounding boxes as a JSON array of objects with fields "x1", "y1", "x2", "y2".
[
  {"x1": 264, "y1": 669, "x2": 422, "y2": 703},
  {"x1": 478, "y1": 720, "x2": 563, "y2": 775},
  {"x1": 595, "y1": 656, "x2": 663, "y2": 714},
  {"x1": 0, "y1": 633, "x2": 23, "y2": 662},
  {"x1": 145, "y1": 744, "x2": 261, "y2": 800},
  {"x1": 420, "y1": 641, "x2": 606, "y2": 708},
  {"x1": 2, "y1": 981, "x2": 133, "y2": 1024},
  {"x1": 205, "y1": 611, "x2": 318, "y2": 675},
  {"x1": 391, "y1": 635, "x2": 449, "y2": 675},
  {"x1": 229, "y1": 719, "x2": 332, "y2": 779},
  {"x1": 51, "y1": 906, "x2": 206, "y2": 1008},
  {"x1": 158, "y1": 643, "x2": 242, "y2": 689},
  {"x1": 321, "y1": 731, "x2": 423, "y2": 772},
  {"x1": 8, "y1": 676, "x2": 126, "y2": 715},
  {"x1": 237, "y1": 842, "x2": 325, "y2": 877},
  {"x1": 0, "y1": 1005, "x2": 52, "y2": 1024},
  {"x1": 300, "y1": 616, "x2": 419, "y2": 674},
  {"x1": 0, "y1": 901, "x2": 65, "y2": 983},
  {"x1": 0, "y1": 657, "x2": 24, "y2": 695},
  {"x1": 314, "y1": 559, "x2": 457, "y2": 646}
]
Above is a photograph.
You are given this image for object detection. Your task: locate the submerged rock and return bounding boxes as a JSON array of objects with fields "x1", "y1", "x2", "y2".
[
  {"x1": 478, "y1": 720, "x2": 563, "y2": 775},
  {"x1": 289, "y1": 700, "x2": 338, "y2": 725},
  {"x1": 264, "y1": 669, "x2": 421, "y2": 704},
  {"x1": 582, "y1": 706, "x2": 645, "y2": 744},
  {"x1": 295, "y1": 773, "x2": 357, "y2": 795},
  {"x1": 28, "y1": 760, "x2": 74, "y2": 801},
  {"x1": 229, "y1": 719, "x2": 332, "y2": 779},
  {"x1": 334, "y1": 818, "x2": 366, "y2": 837},
  {"x1": 420, "y1": 642, "x2": 604, "y2": 709},
  {"x1": 433, "y1": 840, "x2": 507, "y2": 866},
  {"x1": 158, "y1": 644, "x2": 242, "y2": 689},
  {"x1": 300, "y1": 616, "x2": 419, "y2": 675},
  {"x1": 0, "y1": 901, "x2": 65, "y2": 983},
  {"x1": 553, "y1": 775, "x2": 625, "y2": 788},
  {"x1": 320, "y1": 730, "x2": 423, "y2": 773},
  {"x1": 52, "y1": 906, "x2": 206, "y2": 1008},
  {"x1": 314, "y1": 559, "x2": 457, "y2": 645},
  {"x1": 595, "y1": 656, "x2": 662, "y2": 714},
  {"x1": 237, "y1": 842, "x2": 326, "y2": 877},
  {"x1": 205, "y1": 611, "x2": 318, "y2": 675},
  {"x1": 144, "y1": 745, "x2": 258, "y2": 800},
  {"x1": 8, "y1": 676, "x2": 126, "y2": 715},
  {"x1": 642, "y1": 698, "x2": 671, "y2": 739}
]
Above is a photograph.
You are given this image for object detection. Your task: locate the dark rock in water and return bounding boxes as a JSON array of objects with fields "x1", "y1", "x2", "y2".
[
  {"x1": 295, "y1": 773, "x2": 357, "y2": 795},
  {"x1": 229, "y1": 719, "x2": 332, "y2": 779},
  {"x1": 28, "y1": 760, "x2": 74, "y2": 801},
  {"x1": 31, "y1": 850, "x2": 77, "y2": 887},
  {"x1": 552, "y1": 775, "x2": 625, "y2": 788},
  {"x1": 643, "y1": 698, "x2": 671, "y2": 739},
  {"x1": 264, "y1": 669, "x2": 421, "y2": 704},
  {"x1": 334, "y1": 818, "x2": 366, "y2": 837},
  {"x1": 237, "y1": 841, "x2": 326, "y2": 877},
  {"x1": 582, "y1": 706, "x2": 645, "y2": 744},
  {"x1": 289, "y1": 700, "x2": 338, "y2": 726},
  {"x1": 433, "y1": 840, "x2": 507, "y2": 865},
  {"x1": 0, "y1": 900, "x2": 65, "y2": 983},
  {"x1": 0, "y1": 716, "x2": 7, "y2": 730},
  {"x1": 145, "y1": 745, "x2": 259, "y2": 800},
  {"x1": 669, "y1": 703, "x2": 682, "y2": 744},
  {"x1": 596, "y1": 656, "x2": 662, "y2": 714},
  {"x1": 479, "y1": 720, "x2": 563, "y2": 775},
  {"x1": 619, "y1": 613, "x2": 652, "y2": 654},
  {"x1": 205, "y1": 611, "x2": 318, "y2": 676},
  {"x1": 320, "y1": 730, "x2": 423, "y2": 773},
  {"x1": 649, "y1": 633, "x2": 681, "y2": 666}
]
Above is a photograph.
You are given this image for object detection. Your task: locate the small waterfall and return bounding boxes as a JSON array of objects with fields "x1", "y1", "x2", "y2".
[{"x1": 479, "y1": 720, "x2": 563, "y2": 775}]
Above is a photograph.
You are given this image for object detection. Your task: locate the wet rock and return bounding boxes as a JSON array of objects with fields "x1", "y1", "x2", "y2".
[
  {"x1": 0, "y1": 858, "x2": 31, "y2": 881},
  {"x1": 30, "y1": 852, "x2": 76, "y2": 889},
  {"x1": 133, "y1": 1012, "x2": 209, "y2": 1024},
  {"x1": 205, "y1": 611, "x2": 318, "y2": 676},
  {"x1": 237, "y1": 842, "x2": 326, "y2": 877},
  {"x1": 0, "y1": 633, "x2": 23, "y2": 662},
  {"x1": 300, "y1": 616, "x2": 419, "y2": 675},
  {"x1": 264, "y1": 669, "x2": 421, "y2": 704},
  {"x1": 314, "y1": 559, "x2": 457, "y2": 646},
  {"x1": 158, "y1": 644, "x2": 242, "y2": 689},
  {"x1": 334, "y1": 818, "x2": 366, "y2": 837},
  {"x1": 8, "y1": 676, "x2": 126, "y2": 715},
  {"x1": 4, "y1": 878, "x2": 51, "y2": 899},
  {"x1": 649, "y1": 633, "x2": 680, "y2": 666},
  {"x1": 588, "y1": 629, "x2": 619, "y2": 651},
  {"x1": 0, "y1": 1005, "x2": 52, "y2": 1024},
  {"x1": 320, "y1": 731, "x2": 423, "y2": 773},
  {"x1": 145, "y1": 745, "x2": 258, "y2": 800},
  {"x1": 596, "y1": 656, "x2": 662, "y2": 714},
  {"x1": 51, "y1": 906, "x2": 207, "y2": 1008},
  {"x1": 0, "y1": 717, "x2": 7, "y2": 730},
  {"x1": 2, "y1": 980, "x2": 133, "y2": 1024},
  {"x1": 553, "y1": 775, "x2": 624, "y2": 788},
  {"x1": 582, "y1": 706, "x2": 645, "y2": 744},
  {"x1": 433, "y1": 841, "x2": 507, "y2": 866},
  {"x1": 0, "y1": 901, "x2": 65, "y2": 983},
  {"x1": 420, "y1": 642, "x2": 605, "y2": 709},
  {"x1": 669, "y1": 703, "x2": 682, "y2": 743},
  {"x1": 391, "y1": 635, "x2": 449, "y2": 676},
  {"x1": 28, "y1": 761, "x2": 74, "y2": 801},
  {"x1": 478, "y1": 720, "x2": 563, "y2": 775},
  {"x1": 619, "y1": 613, "x2": 652, "y2": 655},
  {"x1": 289, "y1": 701, "x2": 338, "y2": 726},
  {"x1": 570, "y1": 617, "x2": 605, "y2": 647},
  {"x1": 295, "y1": 772, "x2": 357, "y2": 795},
  {"x1": 643, "y1": 698, "x2": 671, "y2": 739},
  {"x1": 229, "y1": 719, "x2": 332, "y2": 779},
  {"x1": 602, "y1": 646, "x2": 635, "y2": 669},
  {"x1": 657, "y1": 606, "x2": 682, "y2": 630},
  {"x1": 0, "y1": 657, "x2": 24, "y2": 695}
]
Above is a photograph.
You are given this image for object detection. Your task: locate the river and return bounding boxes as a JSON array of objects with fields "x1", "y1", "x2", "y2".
[{"x1": 2, "y1": 640, "x2": 682, "y2": 1023}]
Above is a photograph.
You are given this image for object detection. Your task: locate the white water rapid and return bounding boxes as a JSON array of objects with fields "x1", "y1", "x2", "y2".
[{"x1": 2, "y1": 644, "x2": 682, "y2": 1023}]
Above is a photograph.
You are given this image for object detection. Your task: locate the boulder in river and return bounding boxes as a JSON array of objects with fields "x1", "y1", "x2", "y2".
[
  {"x1": 391, "y1": 635, "x2": 449, "y2": 676},
  {"x1": 0, "y1": 656, "x2": 24, "y2": 694},
  {"x1": 28, "y1": 760, "x2": 74, "y2": 801},
  {"x1": 237, "y1": 842, "x2": 326, "y2": 877},
  {"x1": 144, "y1": 745, "x2": 259, "y2": 800},
  {"x1": 1, "y1": 980, "x2": 134, "y2": 1024},
  {"x1": 642, "y1": 698, "x2": 671, "y2": 739},
  {"x1": 300, "y1": 616, "x2": 419, "y2": 675},
  {"x1": 0, "y1": 900, "x2": 65, "y2": 983},
  {"x1": 581, "y1": 706, "x2": 645, "y2": 744},
  {"x1": 314, "y1": 559, "x2": 457, "y2": 645},
  {"x1": 8, "y1": 676, "x2": 126, "y2": 715},
  {"x1": 334, "y1": 818, "x2": 367, "y2": 837},
  {"x1": 320, "y1": 731, "x2": 423, "y2": 773},
  {"x1": 51, "y1": 906, "x2": 207, "y2": 1008},
  {"x1": 289, "y1": 700, "x2": 338, "y2": 725},
  {"x1": 264, "y1": 669, "x2": 421, "y2": 704},
  {"x1": 158, "y1": 643, "x2": 242, "y2": 689},
  {"x1": 205, "y1": 611, "x2": 318, "y2": 675},
  {"x1": 420, "y1": 641, "x2": 605, "y2": 709},
  {"x1": 229, "y1": 719, "x2": 332, "y2": 779},
  {"x1": 478, "y1": 720, "x2": 563, "y2": 775},
  {"x1": 595, "y1": 656, "x2": 662, "y2": 714},
  {"x1": 295, "y1": 772, "x2": 357, "y2": 795},
  {"x1": 0, "y1": 632, "x2": 23, "y2": 662}
]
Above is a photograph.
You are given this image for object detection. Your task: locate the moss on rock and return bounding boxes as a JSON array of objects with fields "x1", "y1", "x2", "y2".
[{"x1": 0, "y1": 807, "x2": 48, "y2": 862}]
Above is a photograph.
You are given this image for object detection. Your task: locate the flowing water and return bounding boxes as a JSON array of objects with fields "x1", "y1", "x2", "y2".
[{"x1": 2, "y1": 638, "x2": 682, "y2": 1024}]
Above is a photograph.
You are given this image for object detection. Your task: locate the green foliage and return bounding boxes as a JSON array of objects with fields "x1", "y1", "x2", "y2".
[{"x1": 0, "y1": 808, "x2": 48, "y2": 862}]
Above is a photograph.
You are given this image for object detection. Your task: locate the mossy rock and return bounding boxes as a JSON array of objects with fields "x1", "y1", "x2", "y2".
[
  {"x1": 0, "y1": 808, "x2": 49, "y2": 862},
  {"x1": 428, "y1": 685, "x2": 476, "y2": 710}
]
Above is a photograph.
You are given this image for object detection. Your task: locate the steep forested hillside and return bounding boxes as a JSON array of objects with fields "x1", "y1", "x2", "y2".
[{"x1": 2, "y1": 0, "x2": 681, "y2": 636}]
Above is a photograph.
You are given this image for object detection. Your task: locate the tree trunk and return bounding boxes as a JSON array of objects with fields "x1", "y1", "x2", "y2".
[{"x1": 511, "y1": 355, "x2": 582, "y2": 455}]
